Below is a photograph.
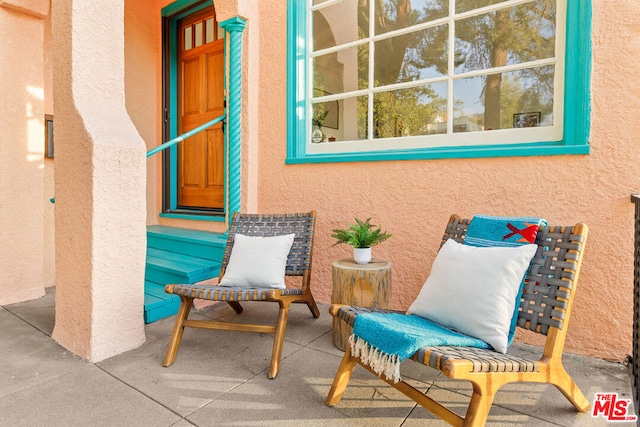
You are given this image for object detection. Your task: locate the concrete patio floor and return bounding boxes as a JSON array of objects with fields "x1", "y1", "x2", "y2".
[{"x1": 1, "y1": 287, "x2": 637, "y2": 427}]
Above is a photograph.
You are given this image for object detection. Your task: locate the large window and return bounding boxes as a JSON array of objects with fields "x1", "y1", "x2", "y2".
[{"x1": 286, "y1": 0, "x2": 591, "y2": 163}]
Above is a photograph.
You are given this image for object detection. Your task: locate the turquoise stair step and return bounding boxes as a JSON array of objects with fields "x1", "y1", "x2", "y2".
[
  {"x1": 144, "y1": 281, "x2": 181, "y2": 323},
  {"x1": 147, "y1": 225, "x2": 227, "y2": 261},
  {"x1": 144, "y1": 226, "x2": 226, "y2": 324},
  {"x1": 145, "y1": 250, "x2": 221, "y2": 284},
  {"x1": 146, "y1": 247, "x2": 219, "y2": 270}
]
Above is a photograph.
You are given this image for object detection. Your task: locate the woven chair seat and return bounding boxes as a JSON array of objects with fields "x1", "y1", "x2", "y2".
[
  {"x1": 334, "y1": 305, "x2": 538, "y2": 374},
  {"x1": 165, "y1": 283, "x2": 304, "y2": 302},
  {"x1": 415, "y1": 346, "x2": 538, "y2": 373}
]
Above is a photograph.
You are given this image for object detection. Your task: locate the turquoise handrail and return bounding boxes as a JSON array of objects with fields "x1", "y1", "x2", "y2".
[
  {"x1": 146, "y1": 114, "x2": 225, "y2": 158},
  {"x1": 50, "y1": 114, "x2": 225, "y2": 205}
]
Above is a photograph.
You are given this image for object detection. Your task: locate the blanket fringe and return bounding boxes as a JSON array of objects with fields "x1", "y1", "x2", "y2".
[{"x1": 349, "y1": 334, "x2": 402, "y2": 383}]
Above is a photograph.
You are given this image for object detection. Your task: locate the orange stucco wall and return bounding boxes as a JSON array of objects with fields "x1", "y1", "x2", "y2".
[
  {"x1": 51, "y1": 0, "x2": 147, "y2": 362},
  {"x1": 133, "y1": 1, "x2": 638, "y2": 362},
  {"x1": 9, "y1": 0, "x2": 636, "y2": 363},
  {"x1": 235, "y1": 0, "x2": 638, "y2": 362},
  {"x1": 0, "y1": 0, "x2": 48, "y2": 304},
  {"x1": 43, "y1": 1, "x2": 54, "y2": 288},
  {"x1": 5, "y1": 0, "x2": 636, "y2": 367}
]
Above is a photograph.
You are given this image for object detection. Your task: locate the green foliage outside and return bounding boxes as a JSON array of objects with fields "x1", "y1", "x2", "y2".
[{"x1": 314, "y1": 0, "x2": 557, "y2": 138}]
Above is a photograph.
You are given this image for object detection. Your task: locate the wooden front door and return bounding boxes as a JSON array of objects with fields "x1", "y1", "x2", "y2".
[{"x1": 177, "y1": 7, "x2": 224, "y2": 210}]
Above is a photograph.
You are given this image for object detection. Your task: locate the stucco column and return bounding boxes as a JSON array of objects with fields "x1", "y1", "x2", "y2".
[
  {"x1": 51, "y1": 0, "x2": 146, "y2": 361},
  {"x1": 0, "y1": 1, "x2": 49, "y2": 305}
]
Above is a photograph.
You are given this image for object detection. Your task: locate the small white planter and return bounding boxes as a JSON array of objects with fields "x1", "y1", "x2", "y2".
[{"x1": 353, "y1": 247, "x2": 372, "y2": 265}]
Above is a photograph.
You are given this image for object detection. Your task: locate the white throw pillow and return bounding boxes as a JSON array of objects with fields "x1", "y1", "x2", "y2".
[
  {"x1": 218, "y1": 233, "x2": 295, "y2": 289},
  {"x1": 407, "y1": 239, "x2": 537, "y2": 353}
]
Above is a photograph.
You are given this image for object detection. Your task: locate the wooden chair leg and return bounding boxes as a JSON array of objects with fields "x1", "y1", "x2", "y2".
[
  {"x1": 268, "y1": 301, "x2": 291, "y2": 379},
  {"x1": 463, "y1": 382, "x2": 496, "y2": 427},
  {"x1": 163, "y1": 296, "x2": 193, "y2": 367},
  {"x1": 326, "y1": 348, "x2": 358, "y2": 406},
  {"x1": 551, "y1": 367, "x2": 590, "y2": 412},
  {"x1": 306, "y1": 295, "x2": 320, "y2": 319},
  {"x1": 226, "y1": 301, "x2": 243, "y2": 314}
]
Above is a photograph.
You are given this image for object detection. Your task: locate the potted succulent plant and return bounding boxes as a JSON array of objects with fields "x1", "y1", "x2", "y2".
[{"x1": 331, "y1": 217, "x2": 392, "y2": 264}]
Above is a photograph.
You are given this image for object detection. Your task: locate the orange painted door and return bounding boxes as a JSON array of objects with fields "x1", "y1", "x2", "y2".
[{"x1": 177, "y1": 7, "x2": 224, "y2": 209}]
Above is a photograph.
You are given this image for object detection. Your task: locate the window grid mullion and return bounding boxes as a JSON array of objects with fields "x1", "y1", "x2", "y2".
[
  {"x1": 447, "y1": 0, "x2": 456, "y2": 135},
  {"x1": 306, "y1": 0, "x2": 313, "y2": 135},
  {"x1": 368, "y1": 0, "x2": 375, "y2": 142},
  {"x1": 311, "y1": 57, "x2": 558, "y2": 104}
]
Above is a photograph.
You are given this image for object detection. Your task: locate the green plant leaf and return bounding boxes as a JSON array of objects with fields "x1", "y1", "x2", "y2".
[{"x1": 331, "y1": 217, "x2": 392, "y2": 248}]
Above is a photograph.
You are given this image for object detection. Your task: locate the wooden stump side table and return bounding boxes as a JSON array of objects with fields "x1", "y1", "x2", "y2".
[{"x1": 331, "y1": 258, "x2": 392, "y2": 351}]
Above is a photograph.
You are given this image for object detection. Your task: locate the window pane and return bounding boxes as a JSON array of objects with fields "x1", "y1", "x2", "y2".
[
  {"x1": 314, "y1": 44, "x2": 369, "y2": 95},
  {"x1": 354, "y1": 95, "x2": 369, "y2": 140},
  {"x1": 374, "y1": 25, "x2": 448, "y2": 86},
  {"x1": 217, "y1": 23, "x2": 224, "y2": 40},
  {"x1": 195, "y1": 22, "x2": 203, "y2": 47},
  {"x1": 453, "y1": 65, "x2": 555, "y2": 131},
  {"x1": 205, "y1": 18, "x2": 215, "y2": 44},
  {"x1": 454, "y1": 1, "x2": 556, "y2": 73},
  {"x1": 313, "y1": 0, "x2": 367, "y2": 51},
  {"x1": 373, "y1": 83, "x2": 447, "y2": 138},
  {"x1": 312, "y1": 95, "x2": 367, "y2": 142},
  {"x1": 375, "y1": 0, "x2": 448, "y2": 36},
  {"x1": 184, "y1": 26, "x2": 192, "y2": 51}
]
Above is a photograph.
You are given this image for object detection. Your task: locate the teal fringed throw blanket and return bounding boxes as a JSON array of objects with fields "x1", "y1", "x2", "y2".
[
  {"x1": 464, "y1": 215, "x2": 547, "y2": 345},
  {"x1": 351, "y1": 313, "x2": 490, "y2": 383}
]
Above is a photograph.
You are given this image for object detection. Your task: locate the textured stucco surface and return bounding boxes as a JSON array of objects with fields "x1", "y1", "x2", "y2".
[
  {"x1": 43, "y1": 1, "x2": 54, "y2": 288},
  {"x1": 0, "y1": 5, "x2": 46, "y2": 304},
  {"x1": 136, "y1": 1, "x2": 638, "y2": 362},
  {"x1": 51, "y1": 0, "x2": 146, "y2": 362},
  {"x1": 237, "y1": 0, "x2": 639, "y2": 362},
  {"x1": 125, "y1": 0, "x2": 162, "y2": 227},
  {"x1": 9, "y1": 0, "x2": 638, "y2": 366}
]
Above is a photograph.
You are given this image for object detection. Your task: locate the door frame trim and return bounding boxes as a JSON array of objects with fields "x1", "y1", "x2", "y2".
[{"x1": 161, "y1": 0, "x2": 226, "y2": 220}]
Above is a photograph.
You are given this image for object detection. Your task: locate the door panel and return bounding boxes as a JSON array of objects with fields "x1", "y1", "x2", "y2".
[
  {"x1": 206, "y1": 52, "x2": 224, "y2": 111},
  {"x1": 177, "y1": 7, "x2": 224, "y2": 210},
  {"x1": 207, "y1": 126, "x2": 224, "y2": 188},
  {"x1": 182, "y1": 58, "x2": 200, "y2": 116}
]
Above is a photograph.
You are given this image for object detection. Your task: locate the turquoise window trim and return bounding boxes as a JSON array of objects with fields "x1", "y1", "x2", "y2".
[
  {"x1": 286, "y1": 0, "x2": 306, "y2": 161},
  {"x1": 286, "y1": 0, "x2": 592, "y2": 164}
]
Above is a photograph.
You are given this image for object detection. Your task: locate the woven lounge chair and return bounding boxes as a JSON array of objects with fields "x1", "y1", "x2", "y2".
[
  {"x1": 326, "y1": 214, "x2": 590, "y2": 426},
  {"x1": 163, "y1": 211, "x2": 320, "y2": 379}
]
